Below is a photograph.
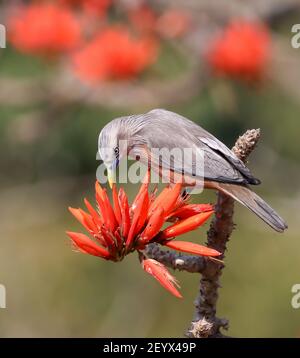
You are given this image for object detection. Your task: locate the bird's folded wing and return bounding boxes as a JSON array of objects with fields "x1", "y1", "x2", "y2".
[
  {"x1": 142, "y1": 109, "x2": 259, "y2": 185},
  {"x1": 198, "y1": 135, "x2": 260, "y2": 184},
  {"x1": 129, "y1": 142, "x2": 246, "y2": 185}
]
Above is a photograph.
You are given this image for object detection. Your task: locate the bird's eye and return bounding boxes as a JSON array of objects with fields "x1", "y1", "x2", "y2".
[{"x1": 114, "y1": 146, "x2": 119, "y2": 158}]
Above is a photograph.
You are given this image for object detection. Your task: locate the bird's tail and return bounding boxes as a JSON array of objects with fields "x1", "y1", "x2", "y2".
[{"x1": 216, "y1": 183, "x2": 288, "y2": 233}]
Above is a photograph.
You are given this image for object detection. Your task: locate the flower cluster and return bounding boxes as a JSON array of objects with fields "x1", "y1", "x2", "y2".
[
  {"x1": 7, "y1": 2, "x2": 272, "y2": 87},
  {"x1": 207, "y1": 20, "x2": 270, "y2": 82},
  {"x1": 67, "y1": 175, "x2": 220, "y2": 298},
  {"x1": 8, "y1": 4, "x2": 82, "y2": 57},
  {"x1": 72, "y1": 27, "x2": 158, "y2": 83},
  {"x1": 6, "y1": 1, "x2": 194, "y2": 84}
]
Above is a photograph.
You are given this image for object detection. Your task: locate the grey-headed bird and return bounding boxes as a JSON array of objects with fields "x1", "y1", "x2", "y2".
[{"x1": 98, "y1": 109, "x2": 287, "y2": 232}]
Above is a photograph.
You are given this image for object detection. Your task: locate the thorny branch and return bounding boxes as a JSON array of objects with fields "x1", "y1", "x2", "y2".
[
  {"x1": 147, "y1": 129, "x2": 261, "y2": 338},
  {"x1": 188, "y1": 128, "x2": 261, "y2": 338},
  {"x1": 145, "y1": 243, "x2": 207, "y2": 273}
]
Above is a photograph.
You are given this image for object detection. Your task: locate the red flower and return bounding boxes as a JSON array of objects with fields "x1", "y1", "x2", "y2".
[
  {"x1": 207, "y1": 20, "x2": 270, "y2": 82},
  {"x1": 142, "y1": 259, "x2": 182, "y2": 298},
  {"x1": 8, "y1": 4, "x2": 82, "y2": 57},
  {"x1": 58, "y1": 0, "x2": 111, "y2": 17},
  {"x1": 72, "y1": 27, "x2": 158, "y2": 83},
  {"x1": 67, "y1": 174, "x2": 220, "y2": 297}
]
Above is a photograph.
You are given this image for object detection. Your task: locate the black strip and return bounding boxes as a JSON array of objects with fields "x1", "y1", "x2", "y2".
[{"x1": 0, "y1": 338, "x2": 299, "y2": 354}]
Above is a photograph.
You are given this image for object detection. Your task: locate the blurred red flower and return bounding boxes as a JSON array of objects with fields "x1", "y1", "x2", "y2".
[
  {"x1": 72, "y1": 27, "x2": 158, "y2": 83},
  {"x1": 58, "y1": 0, "x2": 111, "y2": 17},
  {"x1": 207, "y1": 20, "x2": 270, "y2": 82},
  {"x1": 67, "y1": 175, "x2": 219, "y2": 297},
  {"x1": 8, "y1": 4, "x2": 82, "y2": 57}
]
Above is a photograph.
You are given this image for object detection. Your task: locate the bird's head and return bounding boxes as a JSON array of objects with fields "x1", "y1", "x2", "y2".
[
  {"x1": 98, "y1": 118, "x2": 124, "y2": 188},
  {"x1": 98, "y1": 115, "x2": 146, "y2": 188}
]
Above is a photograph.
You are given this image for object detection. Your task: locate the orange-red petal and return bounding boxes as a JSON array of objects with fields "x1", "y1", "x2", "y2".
[
  {"x1": 79, "y1": 208, "x2": 98, "y2": 233},
  {"x1": 95, "y1": 181, "x2": 105, "y2": 201},
  {"x1": 163, "y1": 240, "x2": 221, "y2": 257},
  {"x1": 95, "y1": 182, "x2": 109, "y2": 223},
  {"x1": 101, "y1": 188, "x2": 118, "y2": 233},
  {"x1": 113, "y1": 229, "x2": 123, "y2": 248},
  {"x1": 68, "y1": 207, "x2": 97, "y2": 234},
  {"x1": 84, "y1": 198, "x2": 103, "y2": 227},
  {"x1": 95, "y1": 181, "x2": 117, "y2": 233},
  {"x1": 148, "y1": 186, "x2": 169, "y2": 214},
  {"x1": 69, "y1": 207, "x2": 87, "y2": 228},
  {"x1": 126, "y1": 189, "x2": 149, "y2": 249},
  {"x1": 135, "y1": 190, "x2": 149, "y2": 234},
  {"x1": 139, "y1": 206, "x2": 165, "y2": 245},
  {"x1": 119, "y1": 188, "x2": 130, "y2": 239},
  {"x1": 168, "y1": 204, "x2": 214, "y2": 220},
  {"x1": 149, "y1": 183, "x2": 182, "y2": 218},
  {"x1": 131, "y1": 169, "x2": 150, "y2": 212},
  {"x1": 100, "y1": 224, "x2": 116, "y2": 251},
  {"x1": 149, "y1": 185, "x2": 158, "y2": 205},
  {"x1": 66, "y1": 231, "x2": 110, "y2": 259},
  {"x1": 141, "y1": 258, "x2": 182, "y2": 298},
  {"x1": 162, "y1": 182, "x2": 182, "y2": 216},
  {"x1": 160, "y1": 211, "x2": 214, "y2": 239},
  {"x1": 112, "y1": 184, "x2": 122, "y2": 225}
]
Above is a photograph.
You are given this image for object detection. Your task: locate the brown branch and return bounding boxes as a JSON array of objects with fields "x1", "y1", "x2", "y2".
[
  {"x1": 145, "y1": 129, "x2": 261, "y2": 337},
  {"x1": 187, "y1": 129, "x2": 261, "y2": 338},
  {"x1": 145, "y1": 243, "x2": 207, "y2": 273}
]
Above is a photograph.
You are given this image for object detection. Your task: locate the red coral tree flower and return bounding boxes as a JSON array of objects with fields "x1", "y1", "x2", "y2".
[
  {"x1": 8, "y1": 3, "x2": 82, "y2": 57},
  {"x1": 207, "y1": 20, "x2": 270, "y2": 82},
  {"x1": 72, "y1": 26, "x2": 158, "y2": 83},
  {"x1": 67, "y1": 174, "x2": 220, "y2": 298}
]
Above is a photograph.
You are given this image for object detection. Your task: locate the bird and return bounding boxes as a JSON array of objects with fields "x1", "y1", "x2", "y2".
[{"x1": 98, "y1": 108, "x2": 287, "y2": 233}]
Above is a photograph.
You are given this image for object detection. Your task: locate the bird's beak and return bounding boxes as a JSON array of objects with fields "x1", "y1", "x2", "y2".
[{"x1": 107, "y1": 167, "x2": 116, "y2": 189}]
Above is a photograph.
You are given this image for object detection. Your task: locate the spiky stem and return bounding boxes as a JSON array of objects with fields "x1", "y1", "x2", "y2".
[{"x1": 187, "y1": 129, "x2": 261, "y2": 338}]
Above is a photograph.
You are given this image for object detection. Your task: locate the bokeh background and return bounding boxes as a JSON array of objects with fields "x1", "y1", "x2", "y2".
[{"x1": 0, "y1": 0, "x2": 299, "y2": 337}]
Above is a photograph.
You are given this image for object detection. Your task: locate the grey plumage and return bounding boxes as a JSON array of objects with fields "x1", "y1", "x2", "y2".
[{"x1": 99, "y1": 109, "x2": 287, "y2": 232}]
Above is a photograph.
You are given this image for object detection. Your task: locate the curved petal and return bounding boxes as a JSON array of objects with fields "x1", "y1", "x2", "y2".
[
  {"x1": 126, "y1": 189, "x2": 149, "y2": 250},
  {"x1": 66, "y1": 231, "x2": 110, "y2": 259},
  {"x1": 112, "y1": 184, "x2": 122, "y2": 225},
  {"x1": 160, "y1": 211, "x2": 213, "y2": 239},
  {"x1": 119, "y1": 188, "x2": 130, "y2": 239},
  {"x1": 68, "y1": 207, "x2": 97, "y2": 235},
  {"x1": 164, "y1": 240, "x2": 220, "y2": 257},
  {"x1": 142, "y1": 258, "x2": 182, "y2": 298},
  {"x1": 139, "y1": 206, "x2": 165, "y2": 245},
  {"x1": 168, "y1": 204, "x2": 214, "y2": 220}
]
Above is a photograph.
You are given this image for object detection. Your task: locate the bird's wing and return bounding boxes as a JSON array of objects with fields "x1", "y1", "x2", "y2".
[
  {"x1": 132, "y1": 109, "x2": 251, "y2": 185},
  {"x1": 196, "y1": 130, "x2": 260, "y2": 184}
]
